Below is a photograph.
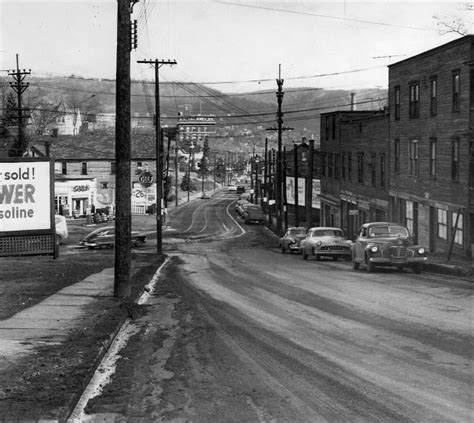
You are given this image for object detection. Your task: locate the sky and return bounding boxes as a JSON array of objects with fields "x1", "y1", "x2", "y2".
[{"x1": 0, "y1": 1, "x2": 472, "y2": 93}]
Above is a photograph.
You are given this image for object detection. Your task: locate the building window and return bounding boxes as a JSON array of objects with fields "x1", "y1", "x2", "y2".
[
  {"x1": 452, "y1": 138, "x2": 460, "y2": 181},
  {"x1": 348, "y1": 152, "x2": 352, "y2": 181},
  {"x1": 452, "y1": 70, "x2": 460, "y2": 112},
  {"x1": 380, "y1": 154, "x2": 385, "y2": 188},
  {"x1": 371, "y1": 153, "x2": 376, "y2": 186},
  {"x1": 111, "y1": 161, "x2": 116, "y2": 175},
  {"x1": 328, "y1": 153, "x2": 333, "y2": 178},
  {"x1": 335, "y1": 154, "x2": 340, "y2": 179},
  {"x1": 430, "y1": 77, "x2": 437, "y2": 116},
  {"x1": 429, "y1": 138, "x2": 437, "y2": 178},
  {"x1": 325, "y1": 116, "x2": 330, "y2": 140},
  {"x1": 321, "y1": 153, "x2": 326, "y2": 177},
  {"x1": 409, "y1": 139, "x2": 419, "y2": 176},
  {"x1": 409, "y1": 82, "x2": 420, "y2": 118},
  {"x1": 437, "y1": 209, "x2": 447, "y2": 240},
  {"x1": 61, "y1": 162, "x2": 67, "y2": 175},
  {"x1": 81, "y1": 162, "x2": 87, "y2": 175},
  {"x1": 394, "y1": 85, "x2": 400, "y2": 120},
  {"x1": 357, "y1": 152, "x2": 364, "y2": 183},
  {"x1": 102, "y1": 182, "x2": 108, "y2": 189},
  {"x1": 341, "y1": 152, "x2": 346, "y2": 180},
  {"x1": 406, "y1": 201, "x2": 414, "y2": 235},
  {"x1": 331, "y1": 115, "x2": 336, "y2": 140},
  {"x1": 394, "y1": 139, "x2": 400, "y2": 173},
  {"x1": 452, "y1": 211, "x2": 463, "y2": 245}
]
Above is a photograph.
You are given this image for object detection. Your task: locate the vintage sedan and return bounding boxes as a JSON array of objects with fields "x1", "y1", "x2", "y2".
[
  {"x1": 279, "y1": 227, "x2": 307, "y2": 253},
  {"x1": 79, "y1": 226, "x2": 146, "y2": 249},
  {"x1": 351, "y1": 222, "x2": 427, "y2": 273},
  {"x1": 300, "y1": 227, "x2": 352, "y2": 260}
]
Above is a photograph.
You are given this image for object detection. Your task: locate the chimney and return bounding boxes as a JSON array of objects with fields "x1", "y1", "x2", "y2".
[{"x1": 351, "y1": 93, "x2": 356, "y2": 111}]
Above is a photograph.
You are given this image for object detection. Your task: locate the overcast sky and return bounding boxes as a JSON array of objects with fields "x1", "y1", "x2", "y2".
[{"x1": 0, "y1": 1, "x2": 471, "y2": 93}]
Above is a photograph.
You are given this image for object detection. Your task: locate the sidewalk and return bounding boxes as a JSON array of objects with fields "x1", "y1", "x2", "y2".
[{"x1": 424, "y1": 254, "x2": 474, "y2": 277}]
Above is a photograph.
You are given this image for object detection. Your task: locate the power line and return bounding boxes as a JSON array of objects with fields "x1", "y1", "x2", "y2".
[{"x1": 215, "y1": 1, "x2": 432, "y2": 31}]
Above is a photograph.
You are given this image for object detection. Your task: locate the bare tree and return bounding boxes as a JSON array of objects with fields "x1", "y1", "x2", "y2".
[{"x1": 433, "y1": 2, "x2": 473, "y2": 36}]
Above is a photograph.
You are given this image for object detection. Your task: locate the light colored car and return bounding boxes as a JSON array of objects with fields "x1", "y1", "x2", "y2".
[
  {"x1": 227, "y1": 185, "x2": 237, "y2": 192},
  {"x1": 300, "y1": 227, "x2": 351, "y2": 261},
  {"x1": 55, "y1": 214, "x2": 68, "y2": 243},
  {"x1": 279, "y1": 227, "x2": 307, "y2": 253},
  {"x1": 351, "y1": 222, "x2": 427, "y2": 273},
  {"x1": 79, "y1": 226, "x2": 146, "y2": 249}
]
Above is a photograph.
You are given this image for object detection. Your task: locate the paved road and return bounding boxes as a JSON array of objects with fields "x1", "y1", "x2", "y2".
[{"x1": 77, "y1": 190, "x2": 473, "y2": 422}]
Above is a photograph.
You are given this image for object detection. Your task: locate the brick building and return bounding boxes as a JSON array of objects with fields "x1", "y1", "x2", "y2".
[
  {"x1": 319, "y1": 110, "x2": 389, "y2": 237},
  {"x1": 388, "y1": 35, "x2": 474, "y2": 258}
]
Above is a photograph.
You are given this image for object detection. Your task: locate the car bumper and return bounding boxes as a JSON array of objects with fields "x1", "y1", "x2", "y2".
[
  {"x1": 314, "y1": 249, "x2": 351, "y2": 256},
  {"x1": 369, "y1": 256, "x2": 427, "y2": 264}
]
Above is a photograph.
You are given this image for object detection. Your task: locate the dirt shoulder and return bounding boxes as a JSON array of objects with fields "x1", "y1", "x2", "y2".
[{"x1": 0, "y1": 219, "x2": 164, "y2": 421}]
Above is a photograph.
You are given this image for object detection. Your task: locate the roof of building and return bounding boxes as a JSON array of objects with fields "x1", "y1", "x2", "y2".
[
  {"x1": 389, "y1": 34, "x2": 474, "y2": 68},
  {"x1": 31, "y1": 134, "x2": 157, "y2": 161}
]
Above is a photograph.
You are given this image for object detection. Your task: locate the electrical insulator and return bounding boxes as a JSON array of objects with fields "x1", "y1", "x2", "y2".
[{"x1": 130, "y1": 20, "x2": 138, "y2": 51}]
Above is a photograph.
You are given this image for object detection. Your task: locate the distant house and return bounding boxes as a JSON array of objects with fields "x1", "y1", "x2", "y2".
[{"x1": 28, "y1": 101, "x2": 83, "y2": 137}]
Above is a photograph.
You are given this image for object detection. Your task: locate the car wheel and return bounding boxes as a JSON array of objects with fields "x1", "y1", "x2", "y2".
[
  {"x1": 396, "y1": 265, "x2": 405, "y2": 272},
  {"x1": 353, "y1": 260, "x2": 360, "y2": 270},
  {"x1": 302, "y1": 249, "x2": 308, "y2": 260},
  {"x1": 412, "y1": 263, "x2": 422, "y2": 274},
  {"x1": 366, "y1": 256, "x2": 374, "y2": 273},
  {"x1": 281, "y1": 245, "x2": 286, "y2": 254},
  {"x1": 315, "y1": 253, "x2": 321, "y2": 261},
  {"x1": 344, "y1": 255, "x2": 351, "y2": 261},
  {"x1": 332, "y1": 256, "x2": 338, "y2": 261}
]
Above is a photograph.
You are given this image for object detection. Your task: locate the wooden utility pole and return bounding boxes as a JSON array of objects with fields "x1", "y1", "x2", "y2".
[
  {"x1": 294, "y1": 142, "x2": 299, "y2": 227},
  {"x1": 305, "y1": 138, "x2": 315, "y2": 228},
  {"x1": 114, "y1": 0, "x2": 133, "y2": 298},
  {"x1": 137, "y1": 59, "x2": 176, "y2": 255},
  {"x1": 7, "y1": 54, "x2": 30, "y2": 157},
  {"x1": 276, "y1": 65, "x2": 284, "y2": 234},
  {"x1": 263, "y1": 138, "x2": 268, "y2": 221}
]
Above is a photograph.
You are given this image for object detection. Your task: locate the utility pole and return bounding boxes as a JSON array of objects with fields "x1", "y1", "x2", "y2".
[
  {"x1": 294, "y1": 142, "x2": 299, "y2": 227},
  {"x1": 276, "y1": 66, "x2": 284, "y2": 234},
  {"x1": 305, "y1": 138, "x2": 315, "y2": 228},
  {"x1": 114, "y1": 0, "x2": 136, "y2": 298},
  {"x1": 8, "y1": 54, "x2": 30, "y2": 157},
  {"x1": 174, "y1": 139, "x2": 179, "y2": 207},
  {"x1": 283, "y1": 146, "x2": 288, "y2": 231},
  {"x1": 137, "y1": 58, "x2": 177, "y2": 255}
]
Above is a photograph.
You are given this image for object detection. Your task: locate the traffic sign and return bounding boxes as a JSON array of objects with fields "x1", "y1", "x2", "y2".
[{"x1": 138, "y1": 171, "x2": 154, "y2": 188}]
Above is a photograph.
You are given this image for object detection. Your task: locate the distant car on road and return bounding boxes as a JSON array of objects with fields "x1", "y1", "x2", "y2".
[
  {"x1": 79, "y1": 226, "x2": 146, "y2": 249},
  {"x1": 227, "y1": 185, "x2": 237, "y2": 192},
  {"x1": 236, "y1": 185, "x2": 245, "y2": 195},
  {"x1": 351, "y1": 222, "x2": 427, "y2": 273},
  {"x1": 300, "y1": 227, "x2": 352, "y2": 261},
  {"x1": 55, "y1": 214, "x2": 68, "y2": 244},
  {"x1": 279, "y1": 227, "x2": 307, "y2": 253},
  {"x1": 201, "y1": 192, "x2": 210, "y2": 199},
  {"x1": 242, "y1": 204, "x2": 264, "y2": 224}
]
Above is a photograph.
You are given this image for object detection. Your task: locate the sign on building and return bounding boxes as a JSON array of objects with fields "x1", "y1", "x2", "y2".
[{"x1": 0, "y1": 159, "x2": 57, "y2": 258}]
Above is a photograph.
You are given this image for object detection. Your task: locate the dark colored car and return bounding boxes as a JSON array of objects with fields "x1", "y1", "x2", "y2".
[
  {"x1": 279, "y1": 227, "x2": 307, "y2": 253},
  {"x1": 236, "y1": 185, "x2": 245, "y2": 195},
  {"x1": 351, "y1": 222, "x2": 427, "y2": 273},
  {"x1": 242, "y1": 204, "x2": 264, "y2": 224},
  {"x1": 79, "y1": 226, "x2": 146, "y2": 249}
]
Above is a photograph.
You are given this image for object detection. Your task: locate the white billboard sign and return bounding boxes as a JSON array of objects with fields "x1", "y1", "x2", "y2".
[{"x1": 0, "y1": 161, "x2": 52, "y2": 232}]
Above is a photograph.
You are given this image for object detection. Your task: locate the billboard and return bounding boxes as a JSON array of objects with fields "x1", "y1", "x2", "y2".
[
  {"x1": 0, "y1": 160, "x2": 52, "y2": 233},
  {"x1": 285, "y1": 177, "x2": 321, "y2": 209}
]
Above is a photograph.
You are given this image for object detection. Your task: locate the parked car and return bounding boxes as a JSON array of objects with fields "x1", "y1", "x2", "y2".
[
  {"x1": 235, "y1": 200, "x2": 250, "y2": 216},
  {"x1": 55, "y1": 214, "x2": 68, "y2": 244},
  {"x1": 79, "y1": 226, "x2": 146, "y2": 249},
  {"x1": 279, "y1": 227, "x2": 307, "y2": 253},
  {"x1": 300, "y1": 227, "x2": 352, "y2": 261},
  {"x1": 201, "y1": 192, "x2": 210, "y2": 199},
  {"x1": 242, "y1": 204, "x2": 264, "y2": 224},
  {"x1": 236, "y1": 185, "x2": 246, "y2": 195},
  {"x1": 351, "y1": 222, "x2": 427, "y2": 273},
  {"x1": 227, "y1": 184, "x2": 237, "y2": 192}
]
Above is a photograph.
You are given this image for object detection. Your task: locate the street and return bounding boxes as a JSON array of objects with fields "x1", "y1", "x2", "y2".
[{"x1": 75, "y1": 190, "x2": 473, "y2": 422}]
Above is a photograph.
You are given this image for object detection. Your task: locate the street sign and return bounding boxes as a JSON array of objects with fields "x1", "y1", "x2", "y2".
[{"x1": 138, "y1": 171, "x2": 154, "y2": 188}]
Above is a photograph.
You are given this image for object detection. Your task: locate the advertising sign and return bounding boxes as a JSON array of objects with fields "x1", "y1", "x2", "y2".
[
  {"x1": 138, "y1": 171, "x2": 154, "y2": 188},
  {"x1": 0, "y1": 161, "x2": 52, "y2": 232}
]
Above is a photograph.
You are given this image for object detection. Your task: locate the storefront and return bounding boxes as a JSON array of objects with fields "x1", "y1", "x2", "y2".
[{"x1": 54, "y1": 177, "x2": 97, "y2": 218}]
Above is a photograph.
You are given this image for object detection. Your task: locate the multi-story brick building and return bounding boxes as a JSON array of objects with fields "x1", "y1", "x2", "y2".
[
  {"x1": 388, "y1": 35, "x2": 474, "y2": 258},
  {"x1": 319, "y1": 110, "x2": 389, "y2": 237}
]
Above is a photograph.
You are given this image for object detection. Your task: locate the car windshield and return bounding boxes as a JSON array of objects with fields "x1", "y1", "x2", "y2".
[
  {"x1": 369, "y1": 225, "x2": 409, "y2": 237},
  {"x1": 312, "y1": 229, "x2": 343, "y2": 237},
  {"x1": 288, "y1": 228, "x2": 306, "y2": 236}
]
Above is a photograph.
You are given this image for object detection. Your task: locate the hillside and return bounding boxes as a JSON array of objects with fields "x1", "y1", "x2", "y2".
[{"x1": 23, "y1": 75, "x2": 387, "y2": 152}]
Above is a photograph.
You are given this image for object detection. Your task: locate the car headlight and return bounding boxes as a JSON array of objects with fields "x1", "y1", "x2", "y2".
[
  {"x1": 370, "y1": 246, "x2": 378, "y2": 253},
  {"x1": 315, "y1": 241, "x2": 322, "y2": 247},
  {"x1": 418, "y1": 247, "x2": 425, "y2": 254}
]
